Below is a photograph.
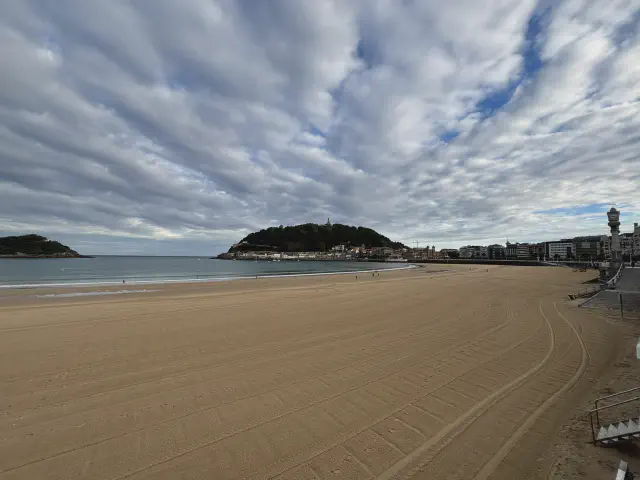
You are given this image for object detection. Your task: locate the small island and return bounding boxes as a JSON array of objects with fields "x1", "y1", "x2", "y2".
[
  {"x1": 0, "y1": 234, "x2": 92, "y2": 258},
  {"x1": 216, "y1": 221, "x2": 408, "y2": 261}
]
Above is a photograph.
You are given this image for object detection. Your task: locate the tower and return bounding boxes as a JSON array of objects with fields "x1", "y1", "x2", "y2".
[{"x1": 607, "y1": 207, "x2": 621, "y2": 263}]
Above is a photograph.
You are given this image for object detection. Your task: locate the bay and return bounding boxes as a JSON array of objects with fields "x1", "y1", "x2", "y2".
[{"x1": 0, "y1": 256, "x2": 409, "y2": 288}]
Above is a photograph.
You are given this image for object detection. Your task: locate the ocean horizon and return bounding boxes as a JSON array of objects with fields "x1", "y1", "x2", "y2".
[{"x1": 0, "y1": 256, "x2": 413, "y2": 288}]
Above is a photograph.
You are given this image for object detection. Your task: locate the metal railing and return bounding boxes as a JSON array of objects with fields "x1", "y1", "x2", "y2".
[
  {"x1": 589, "y1": 386, "x2": 640, "y2": 444},
  {"x1": 605, "y1": 263, "x2": 625, "y2": 289}
]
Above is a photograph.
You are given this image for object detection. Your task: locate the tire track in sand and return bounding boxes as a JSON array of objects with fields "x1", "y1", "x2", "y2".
[
  {"x1": 0, "y1": 286, "x2": 462, "y2": 393},
  {"x1": 256, "y1": 303, "x2": 538, "y2": 480},
  {"x1": 470, "y1": 301, "x2": 589, "y2": 480},
  {"x1": 376, "y1": 299, "x2": 557, "y2": 480},
  {"x1": 2, "y1": 297, "x2": 491, "y2": 433},
  {"x1": 0, "y1": 302, "x2": 498, "y2": 476},
  {"x1": 104, "y1": 303, "x2": 513, "y2": 480}
]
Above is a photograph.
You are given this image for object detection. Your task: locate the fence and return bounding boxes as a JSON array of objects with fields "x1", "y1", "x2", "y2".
[
  {"x1": 605, "y1": 263, "x2": 624, "y2": 289},
  {"x1": 572, "y1": 263, "x2": 624, "y2": 301},
  {"x1": 588, "y1": 386, "x2": 640, "y2": 444}
]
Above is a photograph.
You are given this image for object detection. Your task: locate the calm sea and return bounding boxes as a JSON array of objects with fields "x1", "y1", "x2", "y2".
[{"x1": 0, "y1": 256, "x2": 410, "y2": 288}]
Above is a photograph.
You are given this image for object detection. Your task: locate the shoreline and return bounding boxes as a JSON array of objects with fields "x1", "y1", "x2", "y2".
[{"x1": 0, "y1": 263, "x2": 419, "y2": 291}]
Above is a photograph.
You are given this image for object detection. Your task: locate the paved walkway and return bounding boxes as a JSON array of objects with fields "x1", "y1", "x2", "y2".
[
  {"x1": 615, "y1": 266, "x2": 640, "y2": 292},
  {"x1": 583, "y1": 268, "x2": 640, "y2": 314}
]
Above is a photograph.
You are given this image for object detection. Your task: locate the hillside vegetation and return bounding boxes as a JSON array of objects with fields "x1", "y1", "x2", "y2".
[
  {"x1": 0, "y1": 234, "x2": 82, "y2": 257},
  {"x1": 230, "y1": 223, "x2": 406, "y2": 252}
]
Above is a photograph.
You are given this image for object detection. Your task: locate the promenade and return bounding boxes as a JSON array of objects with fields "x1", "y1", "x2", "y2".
[{"x1": 584, "y1": 267, "x2": 640, "y2": 315}]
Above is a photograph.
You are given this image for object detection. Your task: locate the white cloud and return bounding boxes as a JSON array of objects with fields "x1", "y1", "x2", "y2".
[{"x1": 0, "y1": 0, "x2": 638, "y2": 254}]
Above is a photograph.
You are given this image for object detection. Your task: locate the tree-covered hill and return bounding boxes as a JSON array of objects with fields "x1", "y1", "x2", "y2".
[
  {"x1": 0, "y1": 234, "x2": 84, "y2": 257},
  {"x1": 229, "y1": 223, "x2": 407, "y2": 252}
]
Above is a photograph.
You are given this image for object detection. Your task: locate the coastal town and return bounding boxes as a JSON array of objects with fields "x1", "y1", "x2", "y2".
[{"x1": 218, "y1": 220, "x2": 640, "y2": 263}]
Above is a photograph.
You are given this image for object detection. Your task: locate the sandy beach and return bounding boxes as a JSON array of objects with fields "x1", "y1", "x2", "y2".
[{"x1": 0, "y1": 265, "x2": 637, "y2": 479}]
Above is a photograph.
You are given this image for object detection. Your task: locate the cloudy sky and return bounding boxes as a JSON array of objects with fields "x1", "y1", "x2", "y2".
[{"x1": 1, "y1": 0, "x2": 639, "y2": 255}]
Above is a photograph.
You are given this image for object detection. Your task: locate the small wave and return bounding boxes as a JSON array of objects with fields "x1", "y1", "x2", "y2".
[
  {"x1": 2, "y1": 264, "x2": 417, "y2": 289},
  {"x1": 37, "y1": 289, "x2": 158, "y2": 298}
]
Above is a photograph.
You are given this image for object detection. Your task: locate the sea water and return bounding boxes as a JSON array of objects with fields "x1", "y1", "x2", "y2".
[{"x1": 0, "y1": 256, "x2": 412, "y2": 288}]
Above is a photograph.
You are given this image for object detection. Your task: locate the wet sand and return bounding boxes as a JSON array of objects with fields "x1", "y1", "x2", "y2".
[{"x1": 0, "y1": 265, "x2": 633, "y2": 479}]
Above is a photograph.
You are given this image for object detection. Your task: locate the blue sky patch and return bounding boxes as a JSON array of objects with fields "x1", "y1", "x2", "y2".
[
  {"x1": 439, "y1": 130, "x2": 460, "y2": 143},
  {"x1": 535, "y1": 203, "x2": 610, "y2": 216},
  {"x1": 474, "y1": 7, "x2": 548, "y2": 118},
  {"x1": 308, "y1": 125, "x2": 327, "y2": 138}
]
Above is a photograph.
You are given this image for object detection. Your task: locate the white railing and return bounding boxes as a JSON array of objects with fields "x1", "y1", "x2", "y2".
[{"x1": 605, "y1": 263, "x2": 624, "y2": 288}]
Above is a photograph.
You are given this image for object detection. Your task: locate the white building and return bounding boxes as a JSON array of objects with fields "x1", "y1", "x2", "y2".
[
  {"x1": 548, "y1": 242, "x2": 574, "y2": 260},
  {"x1": 516, "y1": 243, "x2": 531, "y2": 258},
  {"x1": 459, "y1": 245, "x2": 487, "y2": 258}
]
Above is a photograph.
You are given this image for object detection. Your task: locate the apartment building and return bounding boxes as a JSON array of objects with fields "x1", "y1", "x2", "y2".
[
  {"x1": 516, "y1": 243, "x2": 531, "y2": 259},
  {"x1": 573, "y1": 239, "x2": 600, "y2": 260},
  {"x1": 548, "y1": 242, "x2": 574, "y2": 260},
  {"x1": 487, "y1": 244, "x2": 506, "y2": 259},
  {"x1": 459, "y1": 245, "x2": 487, "y2": 258}
]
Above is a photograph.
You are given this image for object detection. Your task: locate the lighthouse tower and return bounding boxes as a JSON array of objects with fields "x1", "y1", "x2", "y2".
[
  {"x1": 607, "y1": 207, "x2": 621, "y2": 263},
  {"x1": 606, "y1": 207, "x2": 624, "y2": 281}
]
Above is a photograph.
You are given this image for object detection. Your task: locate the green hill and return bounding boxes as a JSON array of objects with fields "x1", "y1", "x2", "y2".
[
  {"x1": 229, "y1": 223, "x2": 407, "y2": 253},
  {"x1": 0, "y1": 234, "x2": 85, "y2": 257}
]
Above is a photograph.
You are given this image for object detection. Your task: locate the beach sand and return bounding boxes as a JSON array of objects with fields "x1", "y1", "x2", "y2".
[{"x1": 0, "y1": 265, "x2": 638, "y2": 479}]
